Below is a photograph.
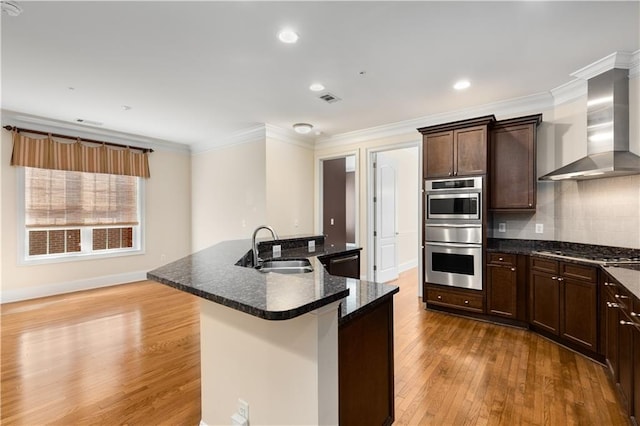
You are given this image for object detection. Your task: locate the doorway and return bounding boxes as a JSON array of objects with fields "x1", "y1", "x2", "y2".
[
  {"x1": 321, "y1": 155, "x2": 357, "y2": 249},
  {"x1": 369, "y1": 144, "x2": 420, "y2": 285}
]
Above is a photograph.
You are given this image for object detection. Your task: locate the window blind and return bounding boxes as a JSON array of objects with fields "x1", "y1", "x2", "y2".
[{"x1": 25, "y1": 167, "x2": 138, "y2": 228}]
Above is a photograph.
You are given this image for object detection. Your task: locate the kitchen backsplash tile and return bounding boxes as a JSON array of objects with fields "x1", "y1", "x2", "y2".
[{"x1": 491, "y1": 174, "x2": 640, "y2": 249}]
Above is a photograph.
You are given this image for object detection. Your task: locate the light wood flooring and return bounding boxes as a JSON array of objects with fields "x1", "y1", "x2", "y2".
[{"x1": 1, "y1": 269, "x2": 630, "y2": 425}]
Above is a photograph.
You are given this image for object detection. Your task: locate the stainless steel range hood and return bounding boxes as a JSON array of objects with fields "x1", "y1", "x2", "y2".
[{"x1": 539, "y1": 68, "x2": 640, "y2": 181}]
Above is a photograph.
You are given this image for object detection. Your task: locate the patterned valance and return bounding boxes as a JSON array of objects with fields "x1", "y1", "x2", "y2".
[{"x1": 10, "y1": 131, "x2": 151, "y2": 178}]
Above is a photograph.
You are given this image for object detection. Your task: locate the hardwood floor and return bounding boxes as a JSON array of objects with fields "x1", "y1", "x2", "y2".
[{"x1": 1, "y1": 270, "x2": 630, "y2": 425}]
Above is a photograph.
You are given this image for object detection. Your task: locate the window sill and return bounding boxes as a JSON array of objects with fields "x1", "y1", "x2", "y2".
[{"x1": 20, "y1": 248, "x2": 145, "y2": 266}]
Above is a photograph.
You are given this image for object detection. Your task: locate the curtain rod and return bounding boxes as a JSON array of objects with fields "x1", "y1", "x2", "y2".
[{"x1": 2, "y1": 125, "x2": 154, "y2": 153}]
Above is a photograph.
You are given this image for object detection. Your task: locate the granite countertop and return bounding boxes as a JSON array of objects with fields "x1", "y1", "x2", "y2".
[
  {"x1": 488, "y1": 238, "x2": 640, "y2": 300},
  {"x1": 147, "y1": 238, "x2": 398, "y2": 322}
]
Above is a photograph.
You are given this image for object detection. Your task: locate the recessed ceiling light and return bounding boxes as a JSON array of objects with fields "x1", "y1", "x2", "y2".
[
  {"x1": 278, "y1": 29, "x2": 299, "y2": 44},
  {"x1": 309, "y1": 83, "x2": 325, "y2": 92},
  {"x1": 453, "y1": 80, "x2": 471, "y2": 90},
  {"x1": 293, "y1": 123, "x2": 313, "y2": 134},
  {"x1": 121, "y1": 105, "x2": 132, "y2": 111}
]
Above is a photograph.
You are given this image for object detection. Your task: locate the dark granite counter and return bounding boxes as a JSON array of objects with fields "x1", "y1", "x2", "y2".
[
  {"x1": 147, "y1": 238, "x2": 398, "y2": 322},
  {"x1": 488, "y1": 238, "x2": 640, "y2": 300}
]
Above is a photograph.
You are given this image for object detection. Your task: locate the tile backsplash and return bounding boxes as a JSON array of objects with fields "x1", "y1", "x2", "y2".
[{"x1": 490, "y1": 174, "x2": 640, "y2": 249}]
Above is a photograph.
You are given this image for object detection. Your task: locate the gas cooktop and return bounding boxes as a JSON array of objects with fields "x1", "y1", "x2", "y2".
[{"x1": 533, "y1": 250, "x2": 640, "y2": 266}]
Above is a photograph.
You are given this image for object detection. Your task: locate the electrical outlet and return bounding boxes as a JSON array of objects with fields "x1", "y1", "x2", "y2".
[
  {"x1": 308, "y1": 240, "x2": 316, "y2": 252},
  {"x1": 498, "y1": 223, "x2": 506, "y2": 233},
  {"x1": 535, "y1": 223, "x2": 544, "y2": 234},
  {"x1": 272, "y1": 245, "x2": 281, "y2": 258},
  {"x1": 237, "y1": 399, "x2": 249, "y2": 420}
]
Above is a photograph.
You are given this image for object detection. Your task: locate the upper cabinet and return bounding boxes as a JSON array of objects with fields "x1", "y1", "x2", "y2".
[
  {"x1": 489, "y1": 114, "x2": 542, "y2": 211},
  {"x1": 419, "y1": 115, "x2": 495, "y2": 179}
]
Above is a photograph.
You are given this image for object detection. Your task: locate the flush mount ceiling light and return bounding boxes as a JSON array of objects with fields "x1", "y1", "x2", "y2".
[
  {"x1": 309, "y1": 83, "x2": 325, "y2": 92},
  {"x1": 293, "y1": 123, "x2": 313, "y2": 134},
  {"x1": 1, "y1": 1, "x2": 22, "y2": 16},
  {"x1": 453, "y1": 79, "x2": 471, "y2": 90},
  {"x1": 278, "y1": 29, "x2": 299, "y2": 44}
]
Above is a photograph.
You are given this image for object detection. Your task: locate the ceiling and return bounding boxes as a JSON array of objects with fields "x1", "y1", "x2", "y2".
[{"x1": 2, "y1": 1, "x2": 639, "y2": 149}]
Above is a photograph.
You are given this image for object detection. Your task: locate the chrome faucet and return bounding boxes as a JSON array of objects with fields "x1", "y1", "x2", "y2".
[{"x1": 252, "y1": 225, "x2": 279, "y2": 267}]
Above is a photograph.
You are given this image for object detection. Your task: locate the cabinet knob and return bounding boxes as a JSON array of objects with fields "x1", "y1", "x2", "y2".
[
  {"x1": 528, "y1": 203, "x2": 532, "y2": 207},
  {"x1": 632, "y1": 312, "x2": 638, "y2": 317},
  {"x1": 511, "y1": 268, "x2": 516, "y2": 272},
  {"x1": 557, "y1": 277, "x2": 564, "y2": 281},
  {"x1": 498, "y1": 257, "x2": 504, "y2": 261},
  {"x1": 448, "y1": 171, "x2": 452, "y2": 177},
  {"x1": 620, "y1": 320, "x2": 634, "y2": 326},
  {"x1": 464, "y1": 300, "x2": 469, "y2": 304},
  {"x1": 437, "y1": 295, "x2": 442, "y2": 300},
  {"x1": 551, "y1": 276, "x2": 557, "y2": 280},
  {"x1": 604, "y1": 282, "x2": 610, "y2": 286},
  {"x1": 454, "y1": 171, "x2": 458, "y2": 176}
]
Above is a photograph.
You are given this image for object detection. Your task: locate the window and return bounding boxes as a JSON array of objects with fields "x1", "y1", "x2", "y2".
[{"x1": 21, "y1": 167, "x2": 143, "y2": 262}]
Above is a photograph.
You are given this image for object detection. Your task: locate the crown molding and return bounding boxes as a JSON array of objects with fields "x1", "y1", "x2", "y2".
[
  {"x1": 1, "y1": 109, "x2": 191, "y2": 154},
  {"x1": 265, "y1": 124, "x2": 315, "y2": 150},
  {"x1": 315, "y1": 91, "x2": 553, "y2": 150},
  {"x1": 571, "y1": 50, "x2": 640, "y2": 80},
  {"x1": 190, "y1": 124, "x2": 266, "y2": 155},
  {"x1": 550, "y1": 78, "x2": 587, "y2": 106}
]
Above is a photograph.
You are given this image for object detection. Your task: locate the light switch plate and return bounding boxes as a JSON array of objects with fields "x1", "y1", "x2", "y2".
[{"x1": 535, "y1": 223, "x2": 544, "y2": 234}]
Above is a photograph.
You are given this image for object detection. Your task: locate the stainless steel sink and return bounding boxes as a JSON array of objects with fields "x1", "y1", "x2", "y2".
[{"x1": 256, "y1": 259, "x2": 313, "y2": 274}]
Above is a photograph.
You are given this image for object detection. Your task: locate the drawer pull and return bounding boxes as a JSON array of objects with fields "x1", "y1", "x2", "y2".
[
  {"x1": 557, "y1": 277, "x2": 564, "y2": 281},
  {"x1": 551, "y1": 276, "x2": 558, "y2": 280},
  {"x1": 632, "y1": 312, "x2": 638, "y2": 317},
  {"x1": 511, "y1": 268, "x2": 516, "y2": 272},
  {"x1": 607, "y1": 302, "x2": 620, "y2": 308},
  {"x1": 498, "y1": 257, "x2": 504, "y2": 261},
  {"x1": 464, "y1": 300, "x2": 469, "y2": 305},
  {"x1": 437, "y1": 295, "x2": 442, "y2": 300},
  {"x1": 615, "y1": 294, "x2": 629, "y2": 299},
  {"x1": 620, "y1": 320, "x2": 634, "y2": 326}
]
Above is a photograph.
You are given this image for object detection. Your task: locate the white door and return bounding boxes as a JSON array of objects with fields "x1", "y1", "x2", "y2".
[{"x1": 374, "y1": 152, "x2": 398, "y2": 283}]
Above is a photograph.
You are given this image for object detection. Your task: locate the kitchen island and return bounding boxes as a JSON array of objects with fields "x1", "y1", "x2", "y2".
[{"x1": 148, "y1": 236, "x2": 398, "y2": 425}]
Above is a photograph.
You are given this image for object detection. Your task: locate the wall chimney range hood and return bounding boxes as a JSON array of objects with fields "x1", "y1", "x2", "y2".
[{"x1": 539, "y1": 66, "x2": 640, "y2": 181}]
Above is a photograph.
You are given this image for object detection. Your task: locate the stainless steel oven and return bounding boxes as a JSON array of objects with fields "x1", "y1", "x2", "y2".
[
  {"x1": 425, "y1": 224, "x2": 482, "y2": 290},
  {"x1": 425, "y1": 177, "x2": 482, "y2": 224}
]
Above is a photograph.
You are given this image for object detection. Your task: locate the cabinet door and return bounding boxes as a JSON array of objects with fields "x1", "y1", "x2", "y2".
[
  {"x1": 530, "y1": 270, "x2": 560, "y2": 335},
  {"x1": 424, "y1": 131, "x2": 453, "y2": 178},
  {"x1": 490, "y1": 123, "x2": 535, "y2": 210},
  {"x1": 454, "y1": 126, "x2": 487, "y2": 176},
  {"x1": 561, "y1": 277, "x2": 598, "y2": 352},
  {"x1": 633, "y1": 321, "x2": 640, "y2": 422},
  {"x1": 619, "y1": 318, "x2": 634, "y2": 415},
  {"x1": 604, "y1": 289, "x2": 620, "y2": 380},
  {"x1": 487, "y1": 264, "x2": 517, "y2": 318}
]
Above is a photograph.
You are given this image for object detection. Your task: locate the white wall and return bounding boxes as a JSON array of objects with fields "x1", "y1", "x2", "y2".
[
  {"x1": 191, "y1": 139, "x2": 267, "y2": 251},
  {"x1": 0, "y1": 128, "x2": 192, "y2": 302},
  {"x1": 265, "y1": 137, "x2": 314, "y2": 238},
  {"x1": 191, "y1": 130, "x2": 314, "y2": 252}
]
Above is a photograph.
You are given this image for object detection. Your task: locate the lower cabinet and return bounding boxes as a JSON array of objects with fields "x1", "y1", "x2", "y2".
[
  {"x1": 601, "y1": 271, "x2": 640, "y2": 423},
  {"x1": 425, "y1": 285, "x2": 484, "y2": 313},
  {"x1": 529, "y1": 257, "x2": 598, "y2": 354},
  {"x1": 486, "y1": 252, "x2": 527, "y2": 321},
  {"x1": 339, "y1": 296, "x2": 394, "y2": 426}
]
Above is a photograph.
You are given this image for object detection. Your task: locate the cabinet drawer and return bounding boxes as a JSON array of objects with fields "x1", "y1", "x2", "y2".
[
  {"x1": 426, "y1": 286, "x2": 484, "y2": 313},
  {"x1": 531, "y1": 257, "x2": 558, "y2": 274},
  {"x1": 488, "y1": 252, "x2": 516, "y2": 266},
  {"x1": 560, "y1": 263, "x2": 597, "y2": 283}
]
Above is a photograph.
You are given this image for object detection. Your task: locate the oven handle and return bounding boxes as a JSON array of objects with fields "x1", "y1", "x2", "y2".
[
  {"x1": 425, "y1": 223, "x2": 481, "y2": 228},
  {"x1": 426, "y1": 242, "x2": 482, "y2": 248}
]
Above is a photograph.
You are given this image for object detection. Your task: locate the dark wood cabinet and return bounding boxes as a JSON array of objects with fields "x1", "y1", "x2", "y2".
[
  {"x1": 489, "y1": 114, "x2": 542, "y2": 211},
  {"x1": 419, "y1": 115, "x2": 495, "y2": 179},
  {"x1": 425, "y1": 284, "x2": 484, "y2": 313},
  {"x1": 487, "y1": 252, "x2": 520, "y2": 319},
  {"x1": 319, "y1": 250, "x2": 360, "y2": 279},
  {"x1": 633, "y1": 297, "x2": 640, "y2": 424},
  {"x1": 603, "y1": 280, "x2": 620, "y2": 379},
  {"x1": 529, "y1": 257, "x2": 598, "y2": 354},
  {"x1": 339, "y1": 296, "x2": 394, "y2": 426}
]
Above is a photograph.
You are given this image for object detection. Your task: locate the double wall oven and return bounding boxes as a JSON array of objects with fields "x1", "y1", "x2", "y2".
[{"x1": 424, "y1": 177, "x2": 483, "y2": 291}]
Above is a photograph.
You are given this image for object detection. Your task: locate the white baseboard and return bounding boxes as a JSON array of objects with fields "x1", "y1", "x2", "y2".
[
  {"x1": 399, "y1": 259, "x2": 418, "y2": 273},
  {"x1": 0, "y1": 270, "x2": 148, "y2": 303}
]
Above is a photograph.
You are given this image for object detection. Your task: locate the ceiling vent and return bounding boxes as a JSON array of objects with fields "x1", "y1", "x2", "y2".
[{"x1": 318, "y1": 92, "x2": 341, "y2": 104}]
